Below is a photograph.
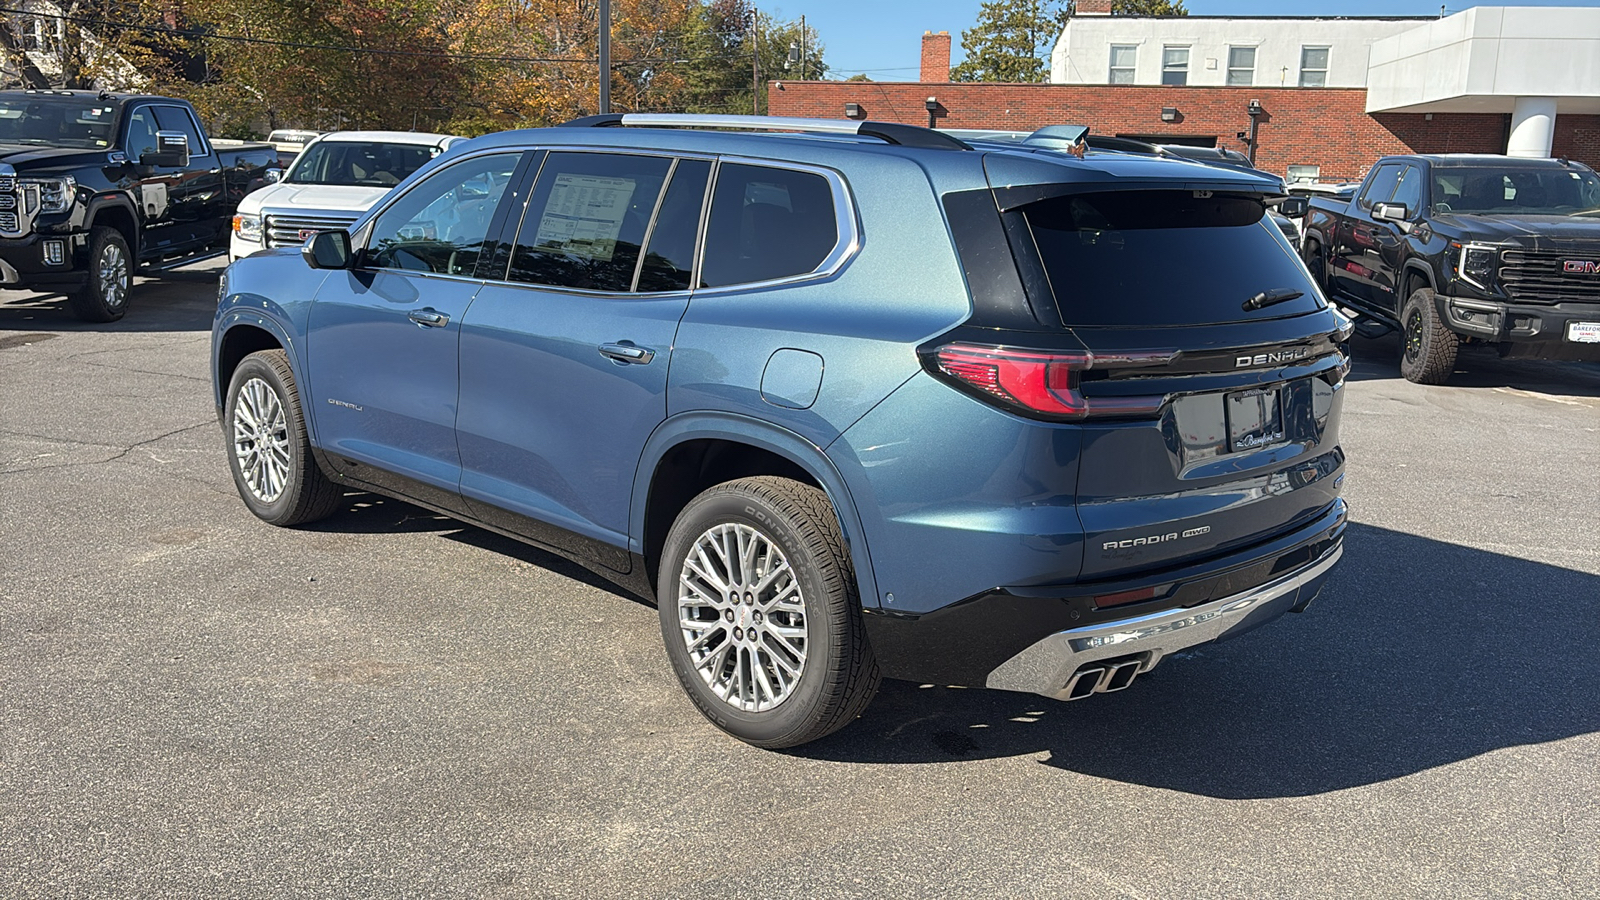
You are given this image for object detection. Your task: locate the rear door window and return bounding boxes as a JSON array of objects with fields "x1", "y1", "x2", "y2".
[
  {"x1": 700, "y1": 163, "x2": 838, "y2": 288},
  {"x1": 1022, "y1": 191, "x2": 1324, "y2": 328},
  {"x1": 636, "y1": 158, "x2": 711, "y2": 292},
  {"x1": 508, "y1": 152, "x2": 672, "y2": 293}
]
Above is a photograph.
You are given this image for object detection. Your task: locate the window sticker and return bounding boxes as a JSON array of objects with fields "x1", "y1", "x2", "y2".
[{"x1": 533, "y1": 173, "x2": 637, "y2": 261}]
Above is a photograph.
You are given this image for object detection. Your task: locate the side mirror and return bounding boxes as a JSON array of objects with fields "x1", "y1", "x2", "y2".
[
  {"x1": 263, "y1": 168, "x2": 283, "y2": 184},
  {"x1": 1373, "y1": 202, "x2": 1409, "y2": 223},
  {"x1": 139, "y1": 131, "x2": 190, "y2": 168},
  {"x1": 1278, "y1": 196, "x2": 1309, "y2": 218},
  {"x1": 302, "y1": 230, "x2": 353, "y2": 270}
]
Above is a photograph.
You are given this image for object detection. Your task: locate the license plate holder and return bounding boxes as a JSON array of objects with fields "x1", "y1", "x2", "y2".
[
  {"x1": 1567, "y1": 321, "x2": 1600, "y2": 344},
  {"x1": 1226, "y1": 386, "x2": 1287, "y2": 453}
]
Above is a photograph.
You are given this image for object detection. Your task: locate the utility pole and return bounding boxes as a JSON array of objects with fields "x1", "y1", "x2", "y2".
[
  {"x1": 598, "y1": 0, "x2": 612, "y2": 114},
  {"x1": 800, "y1": 15, "x2": 807, "y2": 80},
  {"x1": 751, "y1": 19, "x2": 761, "y2": 115}
]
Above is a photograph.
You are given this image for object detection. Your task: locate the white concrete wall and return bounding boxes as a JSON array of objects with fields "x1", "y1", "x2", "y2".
[
  {"x1": 1051, "y1": 17, "x2": 1423, "y2": 89},
  {"x1": 1365, "y1": 7, "x2": 1600, "y2": 114}
]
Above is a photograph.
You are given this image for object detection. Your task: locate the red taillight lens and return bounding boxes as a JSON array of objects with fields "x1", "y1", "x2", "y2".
[{"x1": 933, "y1": 343, "x2": 1092, "y2": 418}]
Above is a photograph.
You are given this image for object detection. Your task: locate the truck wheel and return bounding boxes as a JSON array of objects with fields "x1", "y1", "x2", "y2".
[
  {"x1": 68, "y1": 227, "x2": 133, "y2": 323},
  {"x1": 224, "y1": 349, "x2": 344, "y2": 526},
  {"x1": 1399, "y1": 287, "x2": 1459, "y2": 384},
  {"x1": 658, "y1": 476, "x2": 880, "y2": 749},
  {"x1": 1303, "y1": 241, "x2": 1326, "y2": 286}
]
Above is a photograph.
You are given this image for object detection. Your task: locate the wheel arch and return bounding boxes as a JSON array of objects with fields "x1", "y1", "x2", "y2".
[
  {"x1": 1401, "y1": 260, "x2": 1436, "y2": 299},
  {"x1": 85, "y1": 194, "x2": 140, "y2": 257},
  {"x1": 214, "y1": 314, "x2": 295, "y2": 423},
  {"x1": 632, "y1": 413, "x2": 879, "y2": 610}
]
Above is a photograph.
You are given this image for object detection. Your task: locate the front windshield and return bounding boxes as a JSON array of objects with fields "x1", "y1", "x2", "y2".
[
  {"x1": 0, "y1": 97, "x2": 117, "y2": 149},
  {"x1": 286, "y1": 140, "x2": 439, "y2": 187},
  {"x1": 1433, "y1": 166, "x2": 1600, "y2": 215}
]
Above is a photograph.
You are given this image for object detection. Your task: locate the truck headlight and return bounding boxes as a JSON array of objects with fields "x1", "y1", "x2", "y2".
[
  {"x1": 1458, "y1": 244, "x2": 1497, "y2": 288},
  {"x1": 232, "y1": 214, "x2": 262, "y2": 243},
  {"x1": 22, "y1": 175, "x2": 76, "y2": 213}
]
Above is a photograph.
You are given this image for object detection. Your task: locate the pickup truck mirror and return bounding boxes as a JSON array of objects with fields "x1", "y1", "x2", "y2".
[
  {"x1": 139, "y1": 131, "x2": 190, "y2": 168},
  {"x1": 1278, "y1": 196, "x2": 1309, "y2": 218},
  {"x1": 301, "y1": 230, "x2": 353, "y2": 270},
  {"x1": 1373, "y1": 202, "x2": 1410, "y2": 223},
  {"x1": 263, "y1": 168, "x2": 283, "y2": 184}
]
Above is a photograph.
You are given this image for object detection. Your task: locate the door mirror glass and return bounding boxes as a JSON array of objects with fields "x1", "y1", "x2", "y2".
[
  {"x1": 302, "y1": 230, "x2": 353, "y2": 269},
  {"x1": 263, "y1": 168, "x2": 283, "y2": 184},
  {"x1": 1373, "y1": 202, "x2": 1409, "y2": 223},
  {"x1": 1278, "y1": 196, "x2": 1309, "y2": 218},
  {"x1": 140, "y1": 131, "x2": 189, "y2": 167}
]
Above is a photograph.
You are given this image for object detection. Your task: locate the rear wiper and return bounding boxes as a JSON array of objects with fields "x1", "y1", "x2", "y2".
[{"x1": 1243, "y1": 288, "x2": 1304, "y2": 311}]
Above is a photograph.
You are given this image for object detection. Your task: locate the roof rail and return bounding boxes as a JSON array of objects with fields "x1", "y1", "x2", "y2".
[{"x1": 558, "y1": 113, "x2": 972, "y2": 152}]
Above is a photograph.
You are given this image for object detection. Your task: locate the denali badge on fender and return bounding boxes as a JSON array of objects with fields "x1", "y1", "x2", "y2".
[{"x1": 1237, "y1": 347, "x2": 1309, "y2": 367}]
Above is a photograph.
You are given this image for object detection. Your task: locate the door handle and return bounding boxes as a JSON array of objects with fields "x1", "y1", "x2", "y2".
[
  {"x1": 408, "y1": 308, "x2": 450, "y2": 328},
  {"x1": 599, "y1": 341, "x2": 655, "y2": 365}
]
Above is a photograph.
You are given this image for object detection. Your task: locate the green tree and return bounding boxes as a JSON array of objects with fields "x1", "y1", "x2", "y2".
[{"x1": 951, "y1": 0, "x2": 1185, "y2": 83}]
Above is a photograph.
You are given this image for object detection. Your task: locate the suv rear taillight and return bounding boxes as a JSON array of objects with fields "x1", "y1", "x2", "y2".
[{"x1": 931, "y1": 343, "x2": 1092, "y2": 418}]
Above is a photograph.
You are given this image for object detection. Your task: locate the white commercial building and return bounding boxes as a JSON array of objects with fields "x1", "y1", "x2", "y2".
[{"x1": 1049, "y1": 5, "x2": 1600, "y2": 159}]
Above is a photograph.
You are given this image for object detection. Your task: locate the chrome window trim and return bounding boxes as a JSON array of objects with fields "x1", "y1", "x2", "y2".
[{"x1": 692, "y1": 154, "x2": 861, "y2": 295}]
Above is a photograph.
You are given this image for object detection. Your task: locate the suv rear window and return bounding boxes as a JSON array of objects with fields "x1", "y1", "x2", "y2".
[
  {"x1": 1022, "y1": 191, "x2": 1323, "y2": 328},
  {"x1": 700, "y1": 164, "x2": 838, "y2": 288}
]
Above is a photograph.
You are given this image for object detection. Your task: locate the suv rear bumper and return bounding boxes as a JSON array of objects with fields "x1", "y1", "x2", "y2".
[
  {"x1": 861, "y1": 499, "x2": 1346, "y2": 688},
  {"x1": 1439, "y1": 294, "x2": 1600, "y2": 360},
  {"x1": 986, "y1": 541, "x2": 1340, "y2": 701}
]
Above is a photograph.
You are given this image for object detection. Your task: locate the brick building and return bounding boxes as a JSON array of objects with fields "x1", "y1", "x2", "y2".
[{"x1": 767, "y1": 3, "x2": 1600, "y2": 184}]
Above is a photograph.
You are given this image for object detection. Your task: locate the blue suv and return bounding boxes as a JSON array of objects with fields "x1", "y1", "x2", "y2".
[{"x1": 213, "y1": 115, "x2": 1349, "y2": 748}]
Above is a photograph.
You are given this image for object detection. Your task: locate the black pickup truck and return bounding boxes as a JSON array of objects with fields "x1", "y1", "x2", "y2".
[
  {"x1": 0, "y1": 90, "x2": 275, "y2": 322},
  {"x1": 1302, "y1": 153, "x2": 1600, "y2": 383}
]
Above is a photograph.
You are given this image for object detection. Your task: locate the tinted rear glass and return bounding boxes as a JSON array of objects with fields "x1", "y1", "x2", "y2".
[
  {"x1": 700, "y1": 163, "x2": 837, "y2": 288},
  {"x1": 1023, "y1": 191, "x2": 1323, "y2": 328}
]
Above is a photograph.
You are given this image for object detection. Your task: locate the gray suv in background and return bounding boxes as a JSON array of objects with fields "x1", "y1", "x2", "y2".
[{"x1": 213, "y1": 114, "x2": 1349, "y2": 748}]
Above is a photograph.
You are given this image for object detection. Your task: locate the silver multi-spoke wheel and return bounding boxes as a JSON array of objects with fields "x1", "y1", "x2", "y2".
[
  {"x1": 677, "y1": 522, "x2": 809, "y2": 713},
  {"x1": 98, "y1": 240, "x2": 129, "y2": 310},
  {"x1": 231, "y1": 377, "x2": 292, "y2": 503}
]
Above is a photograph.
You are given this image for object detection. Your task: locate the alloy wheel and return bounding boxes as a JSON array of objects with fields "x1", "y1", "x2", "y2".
[
  {"x1": 676, "y1": 522, "x2": 809, "y2": 712},
  {"x1": 232, "y1": 377, "x2": 292, "y2": 502},
  {"x1": 99, "y1": 241, "x2": 130, "y2": 310}
]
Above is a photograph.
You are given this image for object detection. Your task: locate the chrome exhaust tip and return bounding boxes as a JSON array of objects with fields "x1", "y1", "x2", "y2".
[
  {"x1": 1101, "y1": 659, "x2": 1142, "y2": 693},
  {"x1": 1063, "y1": 667, "x2": 1106, "y2": 700}
]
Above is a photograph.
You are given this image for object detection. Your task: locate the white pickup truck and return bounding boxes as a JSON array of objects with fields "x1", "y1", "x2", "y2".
[{"x1": 230, "y1": 130, "x2": 465, "y2": 261}]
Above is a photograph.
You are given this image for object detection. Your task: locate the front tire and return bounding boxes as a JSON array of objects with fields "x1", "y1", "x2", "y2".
[
  {"x1": 658, "y1": 476, "x2": 880, "y2": 749},
  {"x1": 224, "y1": 349, "x2": 344, "y2": 526},
  {"x1": 68, "y1": 226, "x2": 133, "y2": 323},
  {"x1": 1399, "y1": 287, "x2": 1459, "y2": 384},
  {"x1": 1303, "y1": 241, "x2": 1326, "y2": 288}
]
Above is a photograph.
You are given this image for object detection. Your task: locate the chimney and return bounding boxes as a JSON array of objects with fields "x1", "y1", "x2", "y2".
[
  {"x1": 921, "y1": 31, "x2": 951, "y2": 83},
  {"x1": 1078, "y1": 0, "x2": 1113, "y2": 14}
]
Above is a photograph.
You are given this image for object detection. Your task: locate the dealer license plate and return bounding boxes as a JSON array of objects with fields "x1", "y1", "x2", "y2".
[
  {"x1": 1225, "y1": 386, "x2": 1286, "y2": 453},
  {"x1": 1567, "y1": 322, "x2": 1600, "y2": 344}
]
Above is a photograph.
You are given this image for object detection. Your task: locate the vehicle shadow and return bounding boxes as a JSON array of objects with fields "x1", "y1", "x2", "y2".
[
  {"x1": 307, "y1": 492, "x2": 652, "y2": 607},
  {"x1": 0, "y1": 264, "x2": 223, "y2": 334},
  {"x1": 1345, "y1": 332, "x2": 1600, "y2": 397},
  {"x1": 790, "y1": 522, "x2": 1600, "y2": 799}
]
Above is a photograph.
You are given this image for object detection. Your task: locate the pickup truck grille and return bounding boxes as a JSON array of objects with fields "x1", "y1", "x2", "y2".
[
  {"x1": 264, "y1": 213, "x2": 360, "y2": 249},
  {"x1": 1499, "y1": 249, "x2": 1600, "y2": 304}
]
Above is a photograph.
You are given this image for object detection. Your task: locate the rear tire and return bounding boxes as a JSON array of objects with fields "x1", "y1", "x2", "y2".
[
  {"x1": 224, "y1": 349, "x2": 344, "y2": 526},
  {"x1": 658, "y1": 476, "x2": 880, "y2": 749},
  {"x1": 1399, "y1": 287, "x2": 1459, "y2": 384},
  {"x1": 68, "y1": 227, "x2": 133, "y2": 323},
  {"x1": 1303, "y1": 241, "x2": 1326, "y2": 287}
]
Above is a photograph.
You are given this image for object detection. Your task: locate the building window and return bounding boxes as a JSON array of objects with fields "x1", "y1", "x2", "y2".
[
  {"x1": 1109, "y1": 45, "x2": 1137, "y2": 84},
  {"x1": 1161, "y1": 46, "x2": 1189, "y2": 86},
  {"x1": 1299, "y1": 46, "x2": 1329, "y2": 87},
  {"x1": 1227, "y1": 46, "x2": 1256, "y2": 86}
]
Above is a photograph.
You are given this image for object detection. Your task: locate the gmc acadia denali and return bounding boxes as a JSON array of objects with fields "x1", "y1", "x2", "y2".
[{"x1": 212, "y1": 115, "x2": 1349, "y2": 748}]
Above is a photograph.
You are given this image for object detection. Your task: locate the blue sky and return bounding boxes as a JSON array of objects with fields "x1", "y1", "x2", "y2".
[{"x1": 776, "y1": 0, "x2": 1600, "y2": 79}]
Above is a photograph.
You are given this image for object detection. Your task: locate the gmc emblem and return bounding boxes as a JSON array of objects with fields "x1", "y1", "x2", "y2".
[
  {"x1": 1563, "y1": 260, "x2": 1598, "y2": 274},
  {"x1": 298, "y1": 229, "x2": 317, "y2": 241}
]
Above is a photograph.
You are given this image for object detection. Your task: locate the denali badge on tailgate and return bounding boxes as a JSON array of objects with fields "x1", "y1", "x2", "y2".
[{"x1": 1237, "y1": 347, "x2": 1309, "y2": 367}]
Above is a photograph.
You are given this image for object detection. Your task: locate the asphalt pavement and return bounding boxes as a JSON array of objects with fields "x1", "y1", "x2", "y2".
[{"x1": 2, "y1": 265, "x2": 1597, "y2": 899}]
